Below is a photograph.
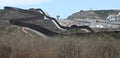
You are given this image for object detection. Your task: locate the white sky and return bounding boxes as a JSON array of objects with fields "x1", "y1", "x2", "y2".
[{"x1": 1, "y1": 0, "x2": 51, "y2": 6}]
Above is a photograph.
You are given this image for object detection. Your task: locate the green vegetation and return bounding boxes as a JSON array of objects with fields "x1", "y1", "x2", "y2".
[
  {"x1": 94, "y1": 10, "x2": 119, "y2": 19},
  {"x1": 0, "y1": 10, "x2": 8, "y2": 20}
]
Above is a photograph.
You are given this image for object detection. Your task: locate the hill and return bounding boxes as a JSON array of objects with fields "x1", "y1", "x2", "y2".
[
  {"x1": 0, "y1": 8, "x2": 92, "y2": 34},
  {"x1": 67, "y1": 10, "x2": 120, "y2": 20},
  {"x1": 0, "y1": 8, "x2": 120, "y2": 34},
  {"x1": 0, "y1": 7, "x2": 120, "y2": 58}
]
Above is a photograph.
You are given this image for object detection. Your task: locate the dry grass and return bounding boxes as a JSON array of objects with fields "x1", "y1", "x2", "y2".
[{"x1": 0, "y1": 30, "x2": 120, "y2": 58}]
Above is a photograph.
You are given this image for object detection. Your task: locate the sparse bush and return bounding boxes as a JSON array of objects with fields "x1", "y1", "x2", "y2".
[{"x1": 0, "y1": 30, "x2": 120, "y2": 58}]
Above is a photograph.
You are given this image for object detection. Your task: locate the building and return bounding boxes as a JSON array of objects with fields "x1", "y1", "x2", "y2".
[{"x1": 107, "y1": 12, "x2": 120, "y2": 21}]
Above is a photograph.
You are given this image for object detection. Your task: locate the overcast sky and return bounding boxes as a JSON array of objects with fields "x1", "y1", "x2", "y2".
[{"x1": 0, "y1": 0, "x2": 120, "y2": 19}]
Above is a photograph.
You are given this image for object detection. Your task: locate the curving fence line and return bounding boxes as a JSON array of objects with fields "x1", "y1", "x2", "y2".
[
  {"x1": 4, "y1": 6, "x2": 120, "y2": 37},
  {"x1": 9, "y1": 18, "x2": 60, "y2": 36},
  {"x1": 36, "y1": 7, "x2": 94, "y2": 32}
]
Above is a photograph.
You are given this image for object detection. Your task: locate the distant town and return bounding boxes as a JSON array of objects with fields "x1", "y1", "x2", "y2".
[{"x1": 58, "y1": 10, "x2": 120, "y2": 29}]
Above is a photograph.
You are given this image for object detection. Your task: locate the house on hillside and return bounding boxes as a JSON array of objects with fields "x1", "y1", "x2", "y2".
[{"x1": 107, "y1": 12, "x2": 120, "y2": 21}]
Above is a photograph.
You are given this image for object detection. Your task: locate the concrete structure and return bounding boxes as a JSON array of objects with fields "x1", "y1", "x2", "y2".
[{"x1": 107, "y1": 12, "x2": 120, "y2": 21}]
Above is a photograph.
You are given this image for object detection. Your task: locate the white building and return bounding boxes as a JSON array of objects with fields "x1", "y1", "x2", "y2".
[{"x1": 107, "y1": 12, "x2": 120, "y2": 21}]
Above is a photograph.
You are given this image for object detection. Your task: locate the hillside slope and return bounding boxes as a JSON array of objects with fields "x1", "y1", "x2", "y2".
[{"x1": 67, "y1": 10, "x2": 120, "y2": 20}]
